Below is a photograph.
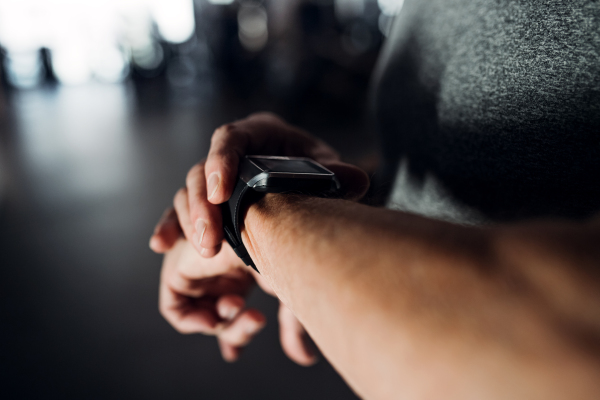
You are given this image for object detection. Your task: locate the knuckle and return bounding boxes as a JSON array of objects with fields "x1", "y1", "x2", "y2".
[
  {"x1": 209, "y1": 151, "x2": 238, "y2": 173},
  {"x1": 174, "y1": 324, "x2": 194, "y2": 335},
  {"x1": 167, "y1": 275, "x2": 188, "y2": 294},
  {"x1": 169, "y1": 275, "x2": 205, "y2": 298},
  {"x1": 185, "y1": 163, "x2": 204, "y2": 186},
  {"x1": 173, "y1": 187, "x2": 187, "y2": 207},
  {"x1": 249, "y1": 111, "x2": 278, "y2": 121},
  {"x1": 236, "y1": 333, "x2": 253, "y2": 347},
  {"x1": 212, "y1": 123, "x2": 237, "y2": 142},
  {"x1": 212, "y1": 124, "x2": 245, "y2": 151},
  {"x1": 158, "y1": 303, "x2": 170, "y2": 320}
]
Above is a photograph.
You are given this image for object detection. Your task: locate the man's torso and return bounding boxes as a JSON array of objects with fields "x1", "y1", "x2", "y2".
[{"x1": 374, "y1": 0, "x2": 600, "y2": 223}]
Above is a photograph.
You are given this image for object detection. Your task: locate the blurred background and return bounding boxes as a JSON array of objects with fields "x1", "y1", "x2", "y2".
[{"x1": 0, "y1": 0, "x2": 403, "y2": 398}]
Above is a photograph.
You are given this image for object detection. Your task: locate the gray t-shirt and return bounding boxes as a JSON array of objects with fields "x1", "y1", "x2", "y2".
[{"x1": 373, "y1": 0, "x2": 600, "y2": 224}]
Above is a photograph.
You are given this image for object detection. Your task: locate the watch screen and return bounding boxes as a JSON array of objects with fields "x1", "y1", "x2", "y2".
[{"x1": 250, "y1": 157, "x2": 330, "y2": 174}]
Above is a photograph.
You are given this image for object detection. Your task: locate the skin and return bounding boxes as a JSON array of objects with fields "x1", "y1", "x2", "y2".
[
  {"x1": 242, "y1": 195, "x2": 600, "y2": 399},
  {"x1": 153, "y1": 190, "x2": 319, "y2": 364},
  {"x1": 150, "y1": 112, "x2": 369, "y2": 365},
  {"x1": 150, "y1": 113, "x2": 600, "y2": 399}
]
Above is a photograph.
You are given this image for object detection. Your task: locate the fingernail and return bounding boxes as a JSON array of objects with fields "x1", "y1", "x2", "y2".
[
  {"x1": 195, "y1": 219, "x2": 207, "y2": 247},
  {"x1": 226, "y1": 307, "x2": 239, "y2": 320},
  {"x1": 207, "y1": 173, "x2": 221, "y2": 201},
  {"x1": 246, "y1": 322, "x2": 264, "y2": 334}
]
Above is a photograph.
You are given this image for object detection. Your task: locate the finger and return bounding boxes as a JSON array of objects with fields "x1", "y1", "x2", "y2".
[
  {"x1": 218, "y1": 339, "x2": 242, "y2": 362},
  {"x1": 174, "y1": 187, "x2": 223, "y2": 257},
  {"x1": 162, "y1": 239, "x2": 252, "y2": 295},
  {"x1": 200, "y1": 242, "x2": 222, "y2": 259},
  {"x1": 205, "y1": 124, "x2": 249, "y2": 205},
  {"x1": 159, "y1": 282, "x2": 219, "y2": 334},
  {"x1": 186, "y1": 162, "x2": 224, "y2": 254},
  {"x1": 279, "y1": 302, "x2": 318, "y2": 366},
  {"x1": 150, "y1": 208, "x2": 182, "y2": 254},
  {"x1": 304, "y1": 139, "x2": 340, "y2": 165},
  {"x1": 158, "y1": 240, "x2": 252, "y2": 336},
  {"x1": 168, "y1": 274, "x2": 252, "y2": 299},
  {"x1": 247, "y1": 112, "x2": 339, "y2": 161},
  {"x1": 216, "y1": 294, "x2": 245, "y2": 321},
  {"x1": 218, "y1": 309, "x2": 266, "y2": 347},
  {"x1": 173, "y1": 187, "x2": 195, "y2": 240},
  {"x1": 321, "y1": 161, "x2": 370, "y2": 201},
  {"x1": 173, "y1": 240, "x2": 252, "y2": 281}
]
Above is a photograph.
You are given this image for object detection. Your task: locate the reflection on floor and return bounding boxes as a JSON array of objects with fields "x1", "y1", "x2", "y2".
[{"x1": 0, "y1": 82, "x2": 372, "y2": 399}]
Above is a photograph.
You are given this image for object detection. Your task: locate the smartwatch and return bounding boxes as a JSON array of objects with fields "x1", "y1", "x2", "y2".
[{"x1": 221, "y1": 155, "x2": 340, "y2": 272}]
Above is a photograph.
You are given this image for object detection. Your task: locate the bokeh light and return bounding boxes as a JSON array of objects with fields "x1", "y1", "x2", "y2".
[
  {"x1": 237, "y1": 3, "x2": 269, "y2": 52},
  {"x1": 0, "y1": 0, "x2": 195, "y2": 87}
]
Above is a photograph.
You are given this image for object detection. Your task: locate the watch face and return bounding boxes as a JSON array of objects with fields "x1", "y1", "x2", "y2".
[
  {"x1": 248, "y1": 156, "x2": 332, "y2": 175},
  {"x1": 243, "y1": 156, "x2": 340, "y2": 193}
]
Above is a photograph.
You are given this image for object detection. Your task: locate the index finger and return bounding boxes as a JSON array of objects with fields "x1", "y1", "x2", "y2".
[
  {"x1": 149, "y1": 207, "x2": 182, "y2": 254},
  {"x1": 185, "y1": 162, "x2": 224, "y2": 256},
  {"x1": 204, "y1": 123, "x2": 249, "y2": 205}
]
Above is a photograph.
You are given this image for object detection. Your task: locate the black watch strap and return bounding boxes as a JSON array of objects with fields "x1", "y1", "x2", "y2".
[{"x1": 221, "y1": 178, "x2": 263, "y2": 272}]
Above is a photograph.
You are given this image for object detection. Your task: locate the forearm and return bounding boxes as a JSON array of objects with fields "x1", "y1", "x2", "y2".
[{"x1": 241, "y1": 194, "x2": 600, "y2": 400}]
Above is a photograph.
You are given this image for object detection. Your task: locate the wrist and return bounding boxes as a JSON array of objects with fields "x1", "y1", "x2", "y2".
[
  {"x1": 240, "y1": 193, "x2": 307, "y2": 268},
  {"x1": 220, "y1": 156, "x2": 340, "y2": 271}
]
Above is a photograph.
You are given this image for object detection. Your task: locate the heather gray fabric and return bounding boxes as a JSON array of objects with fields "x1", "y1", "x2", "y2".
[{"x1": 373, "y1": 0, "x2": 600, "y2": 224}]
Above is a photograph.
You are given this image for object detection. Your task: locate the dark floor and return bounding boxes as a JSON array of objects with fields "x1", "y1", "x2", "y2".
[{"x1": 0, "y1": 82, "x2": 374, "y2": 399}]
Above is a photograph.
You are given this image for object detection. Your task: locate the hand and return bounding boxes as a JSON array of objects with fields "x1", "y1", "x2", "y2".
[
  {"x1": 183, "y1": 112, "x2": 370, "y2": 258},
  {"x1": 150, "y1": 112, "x2": 368, "y2": 364},
  {"x1": 150, "y1": 193, "x2": 318, "y2": 365}
]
